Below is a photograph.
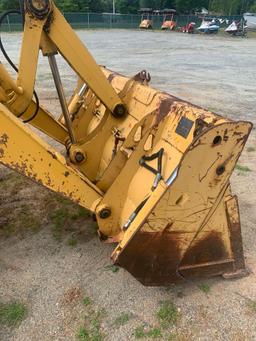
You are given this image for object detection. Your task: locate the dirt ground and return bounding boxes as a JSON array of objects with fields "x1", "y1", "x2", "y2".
[{"x1": 0, "y1": 30, "x2": 256, "y2": 341}]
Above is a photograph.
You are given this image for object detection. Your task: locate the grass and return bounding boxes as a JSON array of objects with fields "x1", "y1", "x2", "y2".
[
  {"x1": 157, "y1": 301, "x2": 179, "y2": 328},
  {"x1": 0, "y1": 172, "x2": 26, "y2": 193},
  {"x1": 133, "y1": 325, "x2": 162, "y2": 339},
  {"x1": 133, "y1": 300, "x2": 180, "y2": 339},
  {"x1": 198, "y1": 283, "x2": 210, "y2": 294},
  {"x1": 0, "y1": 301, "x2": 27, "y2": 327},
  {"x1": 247, "y1": 146, "x2": 256, "y2": 152},
  {"x1": 90, "y1": 313, "x2": 103, "y2": 341},
  {"x1": 247, "y1": 300, "x2": 256, "y2": 313},
  {"x1": 67, "y1": 236, "x2": 78, "y2": 247},
  {"x1": 0, "y1": 171, "x2": 95, "y2": 240},
  {"x1": 1, "y1": 204, "x2": 41, "y2": 238},
  {"x1": 77, "y1": 327, "x2": 90, "y2": 341},
  {"x1": 90, "y1": 221, "x2": 99, "y2": 234},
  {"x1": 134, "y1": 325, "x2": 147, "y2": 339},
  {"x1": 19, "y1": 205, "x2": 40, "y2": 232},
  {"x1": 50, "y1": 207, "x2": 70, "y2": 240},
  {"x1": 235, "y1": 164, "x2": 251, "y2": 173},
  {"x1": 147, "y1": 327, "x2": 162, "y2": 338},
  {"x1": 71, "y1": 206, "x2": 90, "y2": 220},
  {"x1": 77, "y1": 297, "x2": 104, "y2": 341},
  {"x1": 77, "y1": 318, "x2": 103, "y2": 341},
  {"x1": 83, "y1": 297, "x2": 91, "y2": 306},
  {"x1": 49, "y1": 198, "x2": 91, "y2": 241},
  {"x1": 235, "y1": 292, "x2": 256, "y2": 315},
  {"x1": 114, "y1": 312, "x2": 131, "y2": 327},
  {"x1": 104, "y1": 264, "x2": 120, "y2": 273}
]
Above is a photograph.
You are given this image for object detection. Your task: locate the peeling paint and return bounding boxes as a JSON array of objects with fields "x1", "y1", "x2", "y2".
[{"x1": 0, "y1": 133, "x2": 9, "y2": 147}]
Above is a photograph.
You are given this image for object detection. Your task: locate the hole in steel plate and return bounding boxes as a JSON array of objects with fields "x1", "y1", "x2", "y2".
[
  {"x1": 216, "y1": 165, "x2": 225, "y2": 176},
  {"x1": 213, "y1": 135, "x2": 222, "y2": 146}
]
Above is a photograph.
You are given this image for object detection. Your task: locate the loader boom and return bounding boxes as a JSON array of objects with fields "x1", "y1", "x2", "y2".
[{"x1": 0, "y1": 0, "x2": 253, "y2": 285}]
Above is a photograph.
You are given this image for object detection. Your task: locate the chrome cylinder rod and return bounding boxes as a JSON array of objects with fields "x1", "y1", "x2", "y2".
[
  {"x1": 48, "y1": 54, "x2": 76, "y2": 144},
  {"x1": 78, "y1": 83, "x2": 87, "y2": 97}
]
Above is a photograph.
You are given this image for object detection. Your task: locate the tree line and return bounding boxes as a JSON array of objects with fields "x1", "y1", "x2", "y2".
[{"x1": 0, "y1": 0, "x2": 256, "y2": 15}]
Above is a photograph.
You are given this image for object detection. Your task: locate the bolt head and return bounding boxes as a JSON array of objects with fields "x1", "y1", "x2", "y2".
[
  {"x1": 99, "y1": 208, "x2": 111, "y2": 219},
  {"x1": 31, "y1": 0, "x2": 48, "y2": 10},
  {"x1": 113, "y1": 104, "x2": 126, "y2": 119},
  {"x1": 75, "y1": 152, "x2": 85, "y2": 163},
  {"x1": 27, "y1": 0, "x2": 50, "y2": 19}
]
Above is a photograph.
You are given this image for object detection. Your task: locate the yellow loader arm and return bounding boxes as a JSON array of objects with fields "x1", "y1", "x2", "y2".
[{"x1": 0, "y1": 0, "x2": 253, "y2": 286}]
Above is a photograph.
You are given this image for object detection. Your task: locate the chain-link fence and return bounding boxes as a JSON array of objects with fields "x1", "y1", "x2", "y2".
[{"x1": 0, "y1": 12, "x2": 243, "y2": 32}]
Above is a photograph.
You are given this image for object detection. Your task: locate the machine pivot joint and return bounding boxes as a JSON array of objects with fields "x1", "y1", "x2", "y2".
[{"x1": 26, "y1": 0, "x2": 51, "y2": 20}]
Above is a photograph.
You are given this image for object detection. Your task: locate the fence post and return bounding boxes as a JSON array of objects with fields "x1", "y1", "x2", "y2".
[{"x1": 7, "y1": 14, "x2": 11, "y2": 32}]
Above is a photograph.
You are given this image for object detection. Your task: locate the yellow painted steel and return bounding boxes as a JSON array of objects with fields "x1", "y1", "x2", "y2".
[
  {"x1": 0, "y1": 104, "x2": 102, "y2": 212},
  {"x1": 21, "y1": 101, "x2": 69, "y2": 144},
  {"x1": 13, "y1": 13, "x2": 45, "y2": 114},
  {"x1": 0, "y1": 63, "x2": 23, "y2": 95},
  {"x1": 110, "y1": 121, "x2": 251, "y2": 284},
  {"x1": 0, "y1": 0, "x2": 253, "y2": 285},
  {"x1": 48, "y1": 3, "x2": 124, "y2": 115}
]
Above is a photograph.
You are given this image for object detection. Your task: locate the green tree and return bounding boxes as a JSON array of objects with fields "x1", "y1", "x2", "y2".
[
  {"x1": 249, "y1": 0, "x2": 256, "y2": 11},
  {"x1": 175, "y1": 0, "x2": 208, "y2": 13},
  {"x1": 89, "y1": 0, "x2": 103, "y2": 12},
  {"x1": 57, "y1": 0, "x2": 79, "y2": 11},
  {"x1": 139, "y1": 0, "x2": 155, "y2": 8},
  {"x1": 100, "y1": 0, "x2": 113, "y2": 12},
  {"x1": 0, "y1": 0, "x2": 20, "y2": 11},
  {"x1": 240, "y1": 0, "x2": 255, "y2": 12},
  {"x1": 0, "y1": 0, "x2": 247, "y2": 15},
  {"x1": 175, "y1": 0, "x2": 191, "y2": 12},
  {"x1": 56, "y1": 0, "x2": 98, "y2": 12},
  {"x1": 210, "y1": 0, "x2": 241, "y2": 14},
  {"x1": 117, "y1": 0, "x2": 140, "y2": 13},
  {"x1": 77, "y1": 0, "x2": 90, "y2": 11},
  {"x1": 160, "y1": 0, "x2": 175, "y2": 9}
]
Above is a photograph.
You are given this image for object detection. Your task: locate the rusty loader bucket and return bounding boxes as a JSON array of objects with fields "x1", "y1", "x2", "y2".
[
  {"x1": 95, "y1": 69, "x2": 252, "y2": 286},
  {"x1": 0, "y1": 0, "x2": 252, "y2": 286}
]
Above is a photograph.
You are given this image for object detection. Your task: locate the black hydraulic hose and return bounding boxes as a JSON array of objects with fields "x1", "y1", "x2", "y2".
[
  {"x1": 23, "y1": 91, "x2": 40, "y2": 123},
  {"x1": 0, "y1": 9, "x2": 40, "y2": 122},
  {"x1": 0, "y1": 10, "x2": 20, "y2": 72}
]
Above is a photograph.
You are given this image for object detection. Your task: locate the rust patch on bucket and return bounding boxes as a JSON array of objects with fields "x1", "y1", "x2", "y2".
[
  {"x1": 155, "y1": 97, "x2": 176, "y2": 126},
  {"x1": 115, "y1": 231, "x2": 184, "y2": 286},
  {"x1": 180, "y1": 231, "x2": 228, "y2": 267}
]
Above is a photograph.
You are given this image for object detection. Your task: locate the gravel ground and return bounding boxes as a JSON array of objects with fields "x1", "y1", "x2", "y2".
[{"x1": 0, "y1": 30, "x2": 256, "y2": 341}]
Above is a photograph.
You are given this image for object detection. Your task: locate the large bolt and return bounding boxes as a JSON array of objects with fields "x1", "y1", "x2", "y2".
[
  {"x1": 31, "y1": 0, "x2": 48, "y2": 10},
  {"x1": 26, "y1": 0, "x2": 51, "y2": 19},
  {"x1": 75, "y1": 151, "x2": 85, "y2": 163},
  {"x1": 99, "y1": 208, "x2": 111, "y2": 219},
  {"x1": 112, "y1": 104, "x2": 126, "y2": 119}
]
